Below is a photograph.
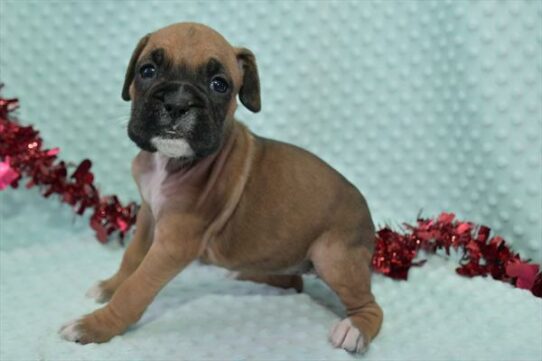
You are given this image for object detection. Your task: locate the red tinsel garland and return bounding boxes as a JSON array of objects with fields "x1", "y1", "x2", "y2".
[
  {"x1": 1, "y1": 88, "x2": 541, "y2": 297},
  {"x1": 0, "y1": 86, "x2": 137, "y2": 243},
  {"x1": 374, "y1": 212, "x2": 542, "y2": 298}
]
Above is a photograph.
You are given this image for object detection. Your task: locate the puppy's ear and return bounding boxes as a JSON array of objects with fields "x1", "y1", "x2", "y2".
[
  {"x1": 235, "y1": 48, "x2": 261, "y2": 113},
  {"x1": 122, "y1": 34, "x2": 150, "y2": 101}
]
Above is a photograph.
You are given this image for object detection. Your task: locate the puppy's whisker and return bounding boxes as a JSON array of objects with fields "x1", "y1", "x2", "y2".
[{"x1": 109, "y1": 115, "x2": 130, "y2": 126}]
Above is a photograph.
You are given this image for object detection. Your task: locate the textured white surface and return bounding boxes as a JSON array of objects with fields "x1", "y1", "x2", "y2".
[
  {"x1": 0, "y1": 0, "x2": 541, "y2": 262},
  {"x1": 1, "y1": 237, "x2": 541, "y2": 360}
]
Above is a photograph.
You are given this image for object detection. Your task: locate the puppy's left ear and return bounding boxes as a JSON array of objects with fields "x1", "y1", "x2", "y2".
[
  {"x1": 236, "y1": 48, "x2": 261, "y2": 113},
  {"x1": 122, "y1": 34, "x2": 150, "y2": 101}
]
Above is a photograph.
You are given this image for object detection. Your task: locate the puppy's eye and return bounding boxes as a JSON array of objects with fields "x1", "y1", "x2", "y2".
[
  {"x1": 139, "y1": 64, "x2": 156, "y2": 79},
  {"x1": 210, "y1": 77, "x2": 228, "y2": 93}
]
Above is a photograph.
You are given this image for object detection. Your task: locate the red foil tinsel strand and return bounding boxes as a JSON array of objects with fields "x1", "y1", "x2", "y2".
[
  {"x1": 0, "y1": 87, "x2": 137, "y2": 243},
  {"x1": 373, "y1": 213, "x2": 542, "y2": 298},
  {"x1": 1, "y1": 88, "x2": 540, "y2": 297}
]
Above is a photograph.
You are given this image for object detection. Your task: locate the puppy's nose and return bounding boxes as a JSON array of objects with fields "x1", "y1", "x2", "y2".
[
  {"x1": 152, "y1": 83, "x2": 201, "y2": 120},
  {"x1": 163, "y1": 101, "x2": 190, "y2": 119}
]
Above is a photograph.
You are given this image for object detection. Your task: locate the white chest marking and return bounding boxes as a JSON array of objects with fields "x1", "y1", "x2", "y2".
[{"x1": 139, "y1": 153, "x2": 170, "y2": 216}]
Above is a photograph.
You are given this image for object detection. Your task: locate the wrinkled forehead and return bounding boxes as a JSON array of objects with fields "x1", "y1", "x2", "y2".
[{"x1": 141, "y1": 25, "x2": 240, "y2": 81}]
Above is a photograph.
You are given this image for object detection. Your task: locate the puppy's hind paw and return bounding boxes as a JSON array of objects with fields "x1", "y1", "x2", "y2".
[
  {"x1": 85, "y1": 281, "x2": 112, "y2": 303},
  {"x1": 329, "y1": 318, "x2": 367, "y2": 353}
]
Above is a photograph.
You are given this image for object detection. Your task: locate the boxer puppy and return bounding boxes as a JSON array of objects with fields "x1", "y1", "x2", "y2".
[{"x1": 59, "y1": 22, "x2": 383, "y2": 353}]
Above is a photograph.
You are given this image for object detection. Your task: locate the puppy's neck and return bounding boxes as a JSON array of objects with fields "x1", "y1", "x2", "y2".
[{"x1": 162, "y1": 155, "x2": 196, "y2": 174}]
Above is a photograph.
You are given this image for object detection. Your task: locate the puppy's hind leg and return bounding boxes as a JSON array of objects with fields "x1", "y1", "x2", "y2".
[
  {"x1": 234, "y1": 273, "x2": 303, "y2": 293},
  {"x1": 310, "y1": 234, "x2": 383, "y2": 353},
  {"x1": 87, "y1": 202, "x2": 154, "y2": 303}
]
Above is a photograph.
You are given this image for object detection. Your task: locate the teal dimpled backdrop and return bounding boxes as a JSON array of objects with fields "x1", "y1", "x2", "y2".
[{"x1": 0, "y1": 1, "x2": 541, "y2": 257}]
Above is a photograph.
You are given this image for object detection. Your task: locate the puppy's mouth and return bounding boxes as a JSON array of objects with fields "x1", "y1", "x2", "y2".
[{"x1": 144, "y1": 104, "x2": 208, "y2": 158}]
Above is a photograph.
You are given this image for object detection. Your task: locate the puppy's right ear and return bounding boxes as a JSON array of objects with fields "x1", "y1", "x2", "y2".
[{"x1": 121, "y1": 34, "x2": 150, "y2": 101}]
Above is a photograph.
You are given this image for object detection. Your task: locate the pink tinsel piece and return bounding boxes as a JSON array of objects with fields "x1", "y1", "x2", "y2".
[{"x1": 0, "y1": 158, "x2": 19, "y2": 190}]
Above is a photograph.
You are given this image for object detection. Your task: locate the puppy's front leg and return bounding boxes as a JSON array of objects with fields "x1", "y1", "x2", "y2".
[
  {"x1": 60, "y1": 213, "x2": 203, "y2": 344},
  {"x1": 86, "y1": 201, "x2": 154, "y2": 303}
]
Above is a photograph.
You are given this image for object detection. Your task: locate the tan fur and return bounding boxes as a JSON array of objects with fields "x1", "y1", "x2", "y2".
[
  {"x1": 63, "y1": 22, "x2": 383, "y2": 351},
  {"x1": 127, "y1": 23, "x2": 243, "y2": 103}
]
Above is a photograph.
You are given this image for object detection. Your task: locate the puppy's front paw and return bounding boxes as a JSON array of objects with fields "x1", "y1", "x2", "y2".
[
  {"x1": 85, "y1": 281, "x2": 114, "y2": 303},
  {"x1": 329, "y1": 318, "x2": 367, "y2": 353},
  {"x1": 58, "y1": 318, "x2": 84, "y2": 343},
  {"x1": 58, "y1": 310, "x2": 120, "y2": 344}
]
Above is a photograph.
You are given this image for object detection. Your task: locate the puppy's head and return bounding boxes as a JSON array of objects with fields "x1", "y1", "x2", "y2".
[{"x1": 123, "y1": 22, "x2": 260, "y2": 160}]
